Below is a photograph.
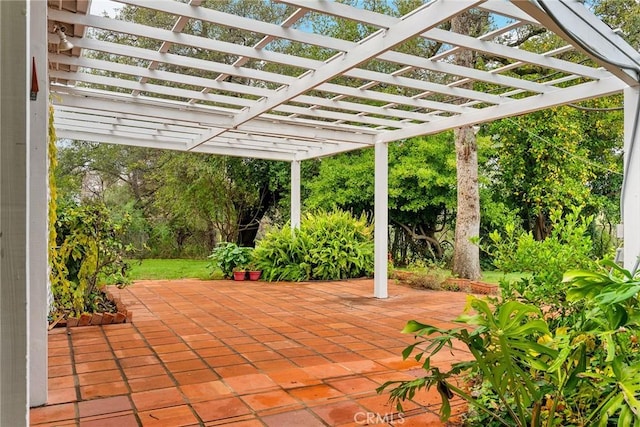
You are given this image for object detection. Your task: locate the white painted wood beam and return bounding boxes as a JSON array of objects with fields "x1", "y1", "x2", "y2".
[
  {"x1": 51, "y1": 38, "x2": 470, "y2": 115},
  {"x1": 376, "y1": 76, "x2": 626, "y2": 143},
  {"x1": 374, "y1": 142, "x2": 388, "y2": 298},
  {"x1": 224, "y1": 0, "x2": 482, "y2": 138},
  {"x1": 118, "y1": 0, "x2": 554, "y2": 96},
  {"x1": 424, "y1": 28, "x2": 609, "y2": 81},
  {"x1": 55, "y1": 130, "x2": 297, "y2": 161},
  {"x1": 291, "y1": 160, "x2": 301, "y2": 229},
  {"x1": 284, "y1": 0, "x2": 607, "y2": 79},
  {"x1": 514, "y1": 0, "x2": 640, "y2": 86},
  {"x1": 1, "y1": 0, "x2": 29, "y2": 423},
  {"x1": 623, "y1": 86, "x2": 640, "y2": 271},
  {"x1": 28, "y1": 0, "x2": 49, "y2": 408},
  {"x1": 52, "y1": 91, "x2": 375, "y2": 144},
  {"x1": 132, "y1": 0, "x2": 203, "y2": 96}
]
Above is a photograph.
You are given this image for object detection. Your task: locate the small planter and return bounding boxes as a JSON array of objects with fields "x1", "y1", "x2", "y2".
[
  {"x1": 233, "y1": 270, "x2": 247, "y2": 281},
  {"x1": 248, "y1": 270, "x2": 262, "y2": 281}
]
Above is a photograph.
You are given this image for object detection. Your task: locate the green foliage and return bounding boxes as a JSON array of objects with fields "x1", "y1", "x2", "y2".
[
  {"x1": 486, "y1": 207, "x2": 595, "y2": 283},
  {"x1": 50, "y1": 200, "x2": 131, "y2": 316},
  {"x1": 127, "y1": 259, "x2": 217, "y2": 280},
  {"x1": 379, "y1": 261, "x2": 640, "y2": 427},
  {"x1": 208, "y1": 243, "x2": 253, "y2": 278},
  {"x1": 306, "y1": 135, "x2": 457, "y2": 265},
  {"x1": 253, "y1": 210, "x2": 374, "y2": 281}
]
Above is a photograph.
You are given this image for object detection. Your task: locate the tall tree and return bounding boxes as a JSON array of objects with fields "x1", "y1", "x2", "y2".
[{"x1": 450, "y1": 10, "x2": 488, "y2": 280}]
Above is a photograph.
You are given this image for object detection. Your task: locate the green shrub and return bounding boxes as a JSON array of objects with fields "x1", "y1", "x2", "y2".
[
  {"x1": 207, "y1": 242, "x2": 253, "y2": 278},
  {"x1": 50, "y1": 200, "x2": 131, "y2": 317},
  {"x1": 379, "y1": 261, "x2": 640, "y2": 427},
  {"x1": 253, "y1": 210, "x2": 374, "y2": 281},
  {"x1": 487, "y1": 207, "x2": 595, "y2": 283}
]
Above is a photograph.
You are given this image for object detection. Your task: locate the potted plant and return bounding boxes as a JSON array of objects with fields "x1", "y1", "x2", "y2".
[
  {"x1": 232, "y1": 266, "x2": 247, "y2": 281},
  {"x1": 208, "y1": 242, "x2": 253, "y2": 279},
  {"x1": 247, "y1": 263, "x2": 262, "y2": 281}
]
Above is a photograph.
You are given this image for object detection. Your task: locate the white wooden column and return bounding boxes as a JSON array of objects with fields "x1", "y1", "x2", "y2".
[
  {"x1": 623, "y1": 86, "x2": 640, "y2": 272},
  {"x1": 1, "y1": 0, "x2": 30, "y2": 423},
  {"x1": 291, "y1": 160, "x2": 301, "y2": 229},
  {"x1": 28, "y1": 0, "x2": 49, "y2": 407},
  {"x1": 374, "y1": 142, "x2": 388, "y2": 298}
]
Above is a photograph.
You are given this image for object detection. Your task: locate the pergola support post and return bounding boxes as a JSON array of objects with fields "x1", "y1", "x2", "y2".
[
  {"x1": 1, "y1": 0, "x2": 29, "y2": 423},
  {"x1": 623, "y1": 86, "x2": 640, "y2": 272},
  {"x1": 374, "y1": 142, "x2": 388, "y2": 299},
  {"x1": 291, "y1": 159, "x2": 301, "y2": 229},
  {"x1": 28, "y1": 0, "x2": 49, "y2": 407}
]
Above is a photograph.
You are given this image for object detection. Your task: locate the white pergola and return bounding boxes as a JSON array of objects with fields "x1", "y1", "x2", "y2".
[{"x1": 1, "y1": 0, "x2": 640, "y2": 422}]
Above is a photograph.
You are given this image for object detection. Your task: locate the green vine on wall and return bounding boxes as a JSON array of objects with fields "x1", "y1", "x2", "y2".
[{"x1": 48, "y1": 102, "x2": 58, "y2": 314}]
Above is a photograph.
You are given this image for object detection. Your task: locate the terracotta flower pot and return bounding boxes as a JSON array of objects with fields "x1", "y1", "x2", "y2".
[
  {"x1": 233, "y1": 270, "x2": 247, "y2": 281},
  {"x1": 248, "y1": 270, "x2": 262, "y2": 281}
]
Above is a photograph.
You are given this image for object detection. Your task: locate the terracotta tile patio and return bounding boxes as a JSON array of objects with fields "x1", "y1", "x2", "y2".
[{"x1": 31, "y1": 279, "x2": 472, "y2": 426}]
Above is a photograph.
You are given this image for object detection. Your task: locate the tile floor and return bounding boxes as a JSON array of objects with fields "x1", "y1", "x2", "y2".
[{"x1": 31, "y1": 279, "x2": 472, "y2": 426}]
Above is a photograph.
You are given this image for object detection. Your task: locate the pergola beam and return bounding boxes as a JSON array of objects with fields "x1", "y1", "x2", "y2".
[{"x1": 376, "y1": 76, "x2": 626, "y2": 143}]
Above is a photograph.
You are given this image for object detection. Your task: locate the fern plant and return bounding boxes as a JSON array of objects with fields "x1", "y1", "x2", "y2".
[{"x1": 253, "y1": 210, "x2": 374, "y2": 281}]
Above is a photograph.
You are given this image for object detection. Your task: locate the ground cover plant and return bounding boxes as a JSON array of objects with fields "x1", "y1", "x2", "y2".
[{"x1": 252, "y1": 210, "x2": 374, "y2": 281}]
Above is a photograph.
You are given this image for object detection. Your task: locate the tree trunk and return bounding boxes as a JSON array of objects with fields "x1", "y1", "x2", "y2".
[
  {"x1": 452, "y1": 126, "x2": 481, "y2": 280},
  {"x1": 451, "y1": 11, "x2": 484, "y2": 280}
]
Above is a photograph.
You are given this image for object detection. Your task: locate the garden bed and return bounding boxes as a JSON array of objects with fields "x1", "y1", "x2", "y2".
[
  {"x1": 392, "y1": 270, "x2": 498, "y2": 295},
  {"x1": 48, "y1": 287, "x2": 132, "y2": 329}
]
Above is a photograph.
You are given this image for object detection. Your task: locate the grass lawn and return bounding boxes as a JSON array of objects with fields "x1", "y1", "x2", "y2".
[
  {"x1": 481, "y1": 270, "x2": 529, "y2": 285},
  {"x1": 127, "y1": 258, "x2": 222, "y2": 280}
]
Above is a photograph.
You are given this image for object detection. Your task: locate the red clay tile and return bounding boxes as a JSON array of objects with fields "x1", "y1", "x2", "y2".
[
  {"x1": 79, "y1": 412, "x2": 138, "y2": 427},
  {"x1": 311, "y1": 400, "x2": 366, "y2": 425},
  {"x1": 119, "y1": 355, "x2": 161, "y2": 368},
  {"x1": 241, "y1": 389, "x2": 301, "y2": 412},
  {"x1": 114, "y1": 347, "x2": 154, "y2": 358},
  {"x1": 180, "y1": 380, "x2": 233, "y2": 403},
  {"x1": 288, "y1": 384, "x2": 344, "y2": 403},
  {"x1": 123, "y1": 364, "x2": 167, "y2": 379},
  {"x1": 77, "y1": 369, "x2": 123, "y2": 387},
  {"x1": 203, "y1": 354, "x2": 246, "y2": 367},
  {"x1": 48, "y1": 375, "x2": 75, "y2": 390},
  {"x1": 80, "y1": 381, "x2": 129, "y2": 400},
  {"x1": 153, "y1": 343, "x2": 190, "y2": 354},
  {"x1": 128, "y1": 374, "x2": 175, "y2": 392},
  {"x1": 303, "y1": 363, "x2": 352, "y2": 380},
  {"x1": 158, "y1": 350, "x2": 200, "y2": 363},
  {"x1": 138, "y1": 404, "x2": 198, "y2": 426},
  {"x1": 327, "y1": 377, "x2": 380, "y2": 396},
  {"x1": 261, "y1": 409, "x2": 326, "y2": 427},
  {"x1": 75, "y1": 359, "x2": 119, "y2": 374},
  {"x1": 241, "y1": 350, "x2": 280, "y2": 362},
  {"x1": 132, "y1": 387, "x2": 186, "y2": 411},
  {"x1": 290, "y1": 355, "x2": 331, "y2": 367},
  {"x1": 46, "y1": 387, "x2": 78, "y2": 405},
  {"x1": 164, "y1": 358, "x2": 207, "y2": 373},
  {"x1": 267, "y1": 368, "x2": 322, "y2": 389},
  {"x1": 214, "y1": 364, "x2": 261, "y2": 378},
  {"x1": 74, "y1": 351, "x2": 115, "y2": 363},
  {"x1": 173, "y1": 369, "x2": 219, "y2": 385},
  {"x1": 192, "y1": 397, "x2": 251, "y2": 422},
  {"x1": 78, "y1": 395, "x2": 132, "y2": 418},
  {"x1": 223, "y1": 373, "x2": 278, "y2": 395},
  {"x1": 30, "y1": 403, "x2": 76, "y2": 424}
]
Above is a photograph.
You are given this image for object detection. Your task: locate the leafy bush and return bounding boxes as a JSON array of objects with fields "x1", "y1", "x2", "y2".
[
  {"x1": 253, "y1": 210, "x2": 374, "y2": 281},
  {"x1": 50, "y1": 200, "x2": 131, "y2": 317},
  {"x1": 487, "y1": 207, "x2": 595, "y2": 283},
  {"x1": 207, "y1": 242, "x2": 253, "y2": 278},
  {"x1": 378, "y1": 261, "x2": 640, "y2": 427}
]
